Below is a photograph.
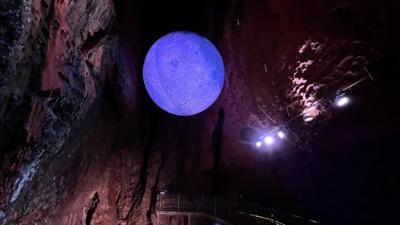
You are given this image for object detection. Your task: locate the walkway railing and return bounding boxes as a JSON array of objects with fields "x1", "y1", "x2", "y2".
[
  {"x1": 156, "y1": 193, "x2": 236, "y2": 222},
  {"x1": 156, "y1": 192, "x2": 321, "y2": 225}
]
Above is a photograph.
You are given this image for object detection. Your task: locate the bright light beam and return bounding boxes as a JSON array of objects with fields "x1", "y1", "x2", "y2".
[
  {"x1": 336, "y1": 96, "x2": 350, "y2": 107},
  {"x1": 264, "y1": 136, "x2": 274, "y2": 145},
  {"x1": 303, "y1": 114, "x2": 314, "y2": 122},
  {"x1": 277, "y1": 131, "x2": 285, "y2": 139}
]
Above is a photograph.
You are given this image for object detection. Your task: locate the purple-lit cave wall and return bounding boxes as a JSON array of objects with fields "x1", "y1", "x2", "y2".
[{"x1": 0, "y1": 0, "x2": 399, "y2": 224}]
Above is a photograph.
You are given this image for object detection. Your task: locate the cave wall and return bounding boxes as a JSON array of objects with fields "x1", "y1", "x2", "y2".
[
  {"x1": 1, "y1": 0, "x2": 399, "y2": 224},
  {"x1": 0, "y1": 0, "x2": 117, "y2": 223}
]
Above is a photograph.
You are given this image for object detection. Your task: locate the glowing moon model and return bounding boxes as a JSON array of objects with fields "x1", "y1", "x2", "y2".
[{"x1": 143, "y1": 31, "x2": 224, "y2": 116}]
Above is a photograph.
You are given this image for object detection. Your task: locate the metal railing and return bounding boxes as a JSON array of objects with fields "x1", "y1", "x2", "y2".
[
  {"x1": 156, "y1": 192, "x2": 321, "y2": 225},
  {"x1": 156, "y1": 193, "x2": 236, "y2": 221}
]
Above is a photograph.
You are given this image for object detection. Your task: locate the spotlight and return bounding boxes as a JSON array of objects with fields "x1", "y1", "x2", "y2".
[
  {"x1": 256, "y1": 141, "x2": 262, "y2": 148},
  {"x1": 303, "y1": 106, "x2": 318, "y2": 122},
  {"x1": 264, "y1": 136, "x2": 274, "y2": 145},
  {"x1": 336, "y1": 95, "x2": 350, "y2": 107},
  {"x1": 277, "y1": 131, "x2": 285, "y2": 139},
  {"x1": 303, "y1": 113, "x2": 315, "y2": 122}
]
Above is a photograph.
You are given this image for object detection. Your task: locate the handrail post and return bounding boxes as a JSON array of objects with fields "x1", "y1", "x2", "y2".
[{"x1": 178, "y1": 194, "x2": 180, "y2": 211}]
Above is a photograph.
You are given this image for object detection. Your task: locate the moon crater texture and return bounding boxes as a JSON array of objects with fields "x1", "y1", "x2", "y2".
[{"x1": 143, "y1": 31, "x2": 224, "y2": 116}]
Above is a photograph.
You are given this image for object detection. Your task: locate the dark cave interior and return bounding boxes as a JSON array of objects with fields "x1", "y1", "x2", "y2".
[{"x1": 1, "y1": 0, "x2": 400, "y2": 224}]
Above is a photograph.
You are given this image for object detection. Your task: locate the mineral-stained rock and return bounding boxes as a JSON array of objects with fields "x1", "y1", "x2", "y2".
[{"x1": 0, "y1": 0, "x2": 117, "y2": 223}]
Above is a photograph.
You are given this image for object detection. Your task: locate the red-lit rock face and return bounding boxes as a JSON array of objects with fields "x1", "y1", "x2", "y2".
[
  {"x1": 0, "y1": 0, "x2": 117, "y2": 223},
  {"x1": 0, "y1": 0, "x2": 398, "y2": 224}
]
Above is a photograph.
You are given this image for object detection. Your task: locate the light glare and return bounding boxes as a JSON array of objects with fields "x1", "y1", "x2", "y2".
[
  {"x1": 277, "y1": 131, "x2": 285, "y2": 139},
  {"x1": 336, "y1": 96, "x2": 350, "y2": 107},
  {"x1": 303, "y1": 115, "x2": 314, "y2": 122},
  {"x1": 303, "y1": 106, "x2": 318, "y2": 122},
  {"x1": 256, "y1": 141, "x2": 262, "y2": 148},
  {"x1": 264, "y1": 136, "x2": 274, "y2": 145}
]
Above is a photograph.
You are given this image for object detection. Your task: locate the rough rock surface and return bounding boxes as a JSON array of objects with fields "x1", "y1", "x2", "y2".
[
  {"x1": 1, "y1": 0, "x2": 399, "y2": 224},
  {"x1": 0, "y1": 0, "x2": 117, "y2": 223}
]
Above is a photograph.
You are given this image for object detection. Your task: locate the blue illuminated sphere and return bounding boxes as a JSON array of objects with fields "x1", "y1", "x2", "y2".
[{"x1": 143, "y1": 31, "x2": 224, "y2": 116}]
